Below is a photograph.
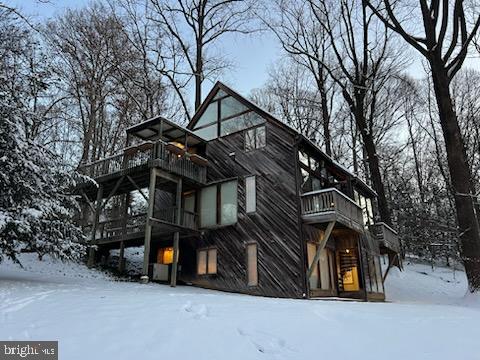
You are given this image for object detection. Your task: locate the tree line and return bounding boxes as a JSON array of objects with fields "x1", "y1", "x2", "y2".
[{"x1": 0, "y1": 0, "x2": 479, "y2": 292}]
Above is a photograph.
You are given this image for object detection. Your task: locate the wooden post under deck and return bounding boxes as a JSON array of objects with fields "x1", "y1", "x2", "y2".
[
  {"x1": 142, "y1": 168, "x2": 157, "y2": 278},
  {"x1": 88, "y1": 184, "x2": 104, "y2": 267},
  {"x1": 171, "y1": 178, "x2": 183, "y2": 287},
  {"x1": 118, "y1": 192, "x2": 130, "y2": 273}
]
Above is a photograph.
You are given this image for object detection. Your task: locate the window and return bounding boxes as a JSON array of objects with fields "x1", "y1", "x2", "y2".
[
  {"x1": 307, "y1": 243, "x2": 333, "y2": 290},
  {"x1": 157, "y1": 247, "x2": 174, "y2": 265},
  {"x1": 194, "y1": 125, "x2": 217, "y2": 141},
  {"x1": 355, "y1": 191, "x2": 374, "y2": 226},
  {"x1": 220, "y1": 181, "x2": 238, "y2": 225},
  {"x1": 221, "y1": 95, "x2": 249, "y2": 119},
  {"x1": 220, "y1": 111, "x2": 264, "y2": 136},
  {"x1": 197, "y1": 250, "x2": 207, "y2": 275},
  {"x1": 247, "y1": 243, "x2": 258, "y2": 286},
  {"x1": 245, "y1": 176, "x2": 256, "y2": 213},
  {"x1": 199, "y1": 180, "x2": 238, "y2": 228},
  {"x1": 195, "y1": 102, "x2": 217, "y2": 128},
  {"x1": 197, "y1": 248, "x2": 217, "y2": 275},
  {"x1": 207, "y1": 248, "x2": 217, "y2": 274},
  {"x1": 200, "y1": 185, "x2": 217, "y2": 227},
  {"x1": 192, "y1": 93, "x2": 266, "y2": 140},
  {"x1": 245, "y1": 126, "x2": 266, "y2": 151}
]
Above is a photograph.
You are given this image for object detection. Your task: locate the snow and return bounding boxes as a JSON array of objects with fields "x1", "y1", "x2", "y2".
[{"x1": 1, "y1": 254, "x2": 479, "y2": 360}]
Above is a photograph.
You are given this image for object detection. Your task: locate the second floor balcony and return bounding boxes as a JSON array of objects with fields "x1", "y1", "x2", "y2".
[
  {"x1": 301, "y1": 188, "x2": 364, "y2": 233},
  {"x1": 79, "y1": 140, "x2": 208, "y2": 185}
]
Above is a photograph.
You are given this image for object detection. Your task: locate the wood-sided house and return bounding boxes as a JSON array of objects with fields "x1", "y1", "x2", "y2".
[{"x1": 77, "y1": 82, "x2": 400, "y2": 301}]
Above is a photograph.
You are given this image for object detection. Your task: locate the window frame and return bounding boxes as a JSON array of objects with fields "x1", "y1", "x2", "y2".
[
  {"x1": 199, "y1": 179, "x2": 238, "y2": 229},
  {"x1": 197, "y1": 247, "x2": 218, "y2": 275},
  {"x1": 244, "y1": 125, "x2": 267, "y2": 152},
  {"x1": 192, "y1": 93, "x2": 266, "y2": 140}
]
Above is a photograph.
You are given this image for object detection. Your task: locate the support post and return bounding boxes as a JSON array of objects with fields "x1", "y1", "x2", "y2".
[
  {"x1": 119, "y1": 192, "x2": 129, "y2": 274},
  {"x1": 118, "y1": 241, "x2": 125, "y2": 273},
  {"x1": 306, "y1": 221, "x2": 335, "y2": 280},
  {"x1": 142, "y1": 168, "x2": 157, "y2": 279},
  {"x1": 171, "y1": 178, "x2": 183, "y2": 287},
  {"x1": 88, "y1": 184, "x2": 104, "y2": 268}
]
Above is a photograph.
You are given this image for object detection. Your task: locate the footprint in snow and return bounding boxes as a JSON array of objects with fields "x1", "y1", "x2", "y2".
[
  {"x1": 0, "y1": 290, "x2": 55, "y2": 314},
  {"x1": 237, "y1": 327, "x2": 296, "y2": 358},
  {"x1": 182, "y1": 301, "x2": 209, "y2": 319}
]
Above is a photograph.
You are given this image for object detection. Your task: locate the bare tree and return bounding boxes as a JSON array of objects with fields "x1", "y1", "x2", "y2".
[
  {"x1": 149, "y1": 0, "x2": 258, "y2": 114},
  {"x1": 261, "y1": 0, "x2": 335, "y2": 155},
  {"x1": 251, "y1": 58, "x2": 326, "y2": 144},
  {"x1": 267, "y1": 0, "x2": 404, "y2": 225},
  {"x1": 366, "y1": 0, "x2": 480, "y2": 292}
]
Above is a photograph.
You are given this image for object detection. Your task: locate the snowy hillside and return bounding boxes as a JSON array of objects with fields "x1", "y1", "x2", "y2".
[{"x1": 1, "y1": 254, "x2": 479, "y2": 360}]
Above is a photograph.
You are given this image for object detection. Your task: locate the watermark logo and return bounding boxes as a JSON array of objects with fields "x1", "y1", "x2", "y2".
[{"x1": 0, "y1": 342, "x2": 57, "y2": 360}]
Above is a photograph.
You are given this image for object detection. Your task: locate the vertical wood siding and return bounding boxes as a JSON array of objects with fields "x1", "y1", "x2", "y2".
[{"x1": 179, "y1": 123, "x2": 305, "y2": 298}]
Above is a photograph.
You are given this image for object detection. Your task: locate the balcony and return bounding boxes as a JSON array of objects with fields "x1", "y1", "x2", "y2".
[
  {"x1": 371, "y1": 222, "x2": 400, "y2": 253},
  {"x1": 78, "y1": 140, "x2": 207, "y2": 184},
  {"x1": 301, "y1": 188, "x2": 364, "y2": 233},
  {"x1": 83, "y1": 208, "x2": 198, "y2": 245}
]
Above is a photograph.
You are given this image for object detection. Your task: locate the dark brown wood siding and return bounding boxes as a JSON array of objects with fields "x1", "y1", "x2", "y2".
[{"x1": 178, "y1": 122, "x2": 305, "y2": 298}]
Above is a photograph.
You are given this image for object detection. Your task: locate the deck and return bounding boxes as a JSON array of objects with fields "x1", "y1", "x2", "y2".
[
  {"x1": 82, "y1": 208, "x2": 199, "y2": 249},
  {"x1": 371, "y1": 222, "x2": 400, "y2": 253},
  {"x1": 78, "y1": 140, "x2": 207, "y2": 186},
  {"x1": 301, "y1": 188, "x2": 364, "y2": 233}
]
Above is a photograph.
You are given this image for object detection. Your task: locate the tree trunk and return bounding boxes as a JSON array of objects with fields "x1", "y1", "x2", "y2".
[
  {"x1": 430, "y1": 59, "x2": 480, "y2": 292},
  {"x1": 320, "y1": 88, "x2": 332, "y2": 156},
  {"x1": 354, "y1": 103, "x2": 392, "y2": 225}
]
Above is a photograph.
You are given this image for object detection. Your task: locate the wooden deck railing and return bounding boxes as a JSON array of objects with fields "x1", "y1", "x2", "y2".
[
  {"x1": 78, "y1": 141, "x2": 207, "y2": 183},
  {"x1": 301, "y1": 188, "x2": 364, "y2": 230},
  {"x1": 84, "y1": 208, "x2": 198, "y2": 242},
  {"x1": 371, "y1": 222, "x2": 400, "y2": 253}
]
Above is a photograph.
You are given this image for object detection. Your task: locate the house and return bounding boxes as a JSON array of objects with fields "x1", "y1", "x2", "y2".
[{"x1": 77, "y1": 82, "x2": 400, "y2": 301}]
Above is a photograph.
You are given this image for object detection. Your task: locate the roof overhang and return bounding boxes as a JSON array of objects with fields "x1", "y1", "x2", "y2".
[{"x1": 127, "y1": 116, "x2": 206, "y2": 147}]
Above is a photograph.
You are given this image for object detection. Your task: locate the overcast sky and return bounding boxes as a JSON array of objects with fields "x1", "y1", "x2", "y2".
[{"x1": 9, "y1": 0, "x2": 480, "y2": 103}]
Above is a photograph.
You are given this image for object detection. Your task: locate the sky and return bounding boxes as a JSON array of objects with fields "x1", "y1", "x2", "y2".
[
  {"x1": 8, "y1": 0, "x2": 480, "y2": 103},
  {"x1": 8, "y1": 0, "x2": 280, "y2": 99}
]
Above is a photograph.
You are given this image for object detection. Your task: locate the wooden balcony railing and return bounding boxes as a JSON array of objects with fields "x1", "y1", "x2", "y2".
[
  {"x1": 301, "y1": 188, "x2": 364, "y2": 232},
  {"x1": 83, "y1": 208, "x2": 198, "y2": 243},
  {"x1": 78, "y1": 141, "x2": 207, "y2": 183},
  {"x1": 371, "y1": 222, "x2": 400, "y2": 253}
]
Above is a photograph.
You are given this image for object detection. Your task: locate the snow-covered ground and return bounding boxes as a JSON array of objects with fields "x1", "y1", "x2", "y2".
[{"x1": 1, "y1": 254, "x2": 479, "y2": 360}]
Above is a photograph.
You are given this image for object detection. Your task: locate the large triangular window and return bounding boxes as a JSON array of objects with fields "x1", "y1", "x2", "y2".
[{"x1": 192, "y1": 89, "x2": 265, "y2": 140}]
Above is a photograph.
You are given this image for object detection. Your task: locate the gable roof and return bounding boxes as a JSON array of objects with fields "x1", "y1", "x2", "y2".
[
  {"x1": 187, "y1": 81, "x2": 376, "y2": 197},
  {"x1": 187, "y1": 81, "x2": 296, "y2": 136}
]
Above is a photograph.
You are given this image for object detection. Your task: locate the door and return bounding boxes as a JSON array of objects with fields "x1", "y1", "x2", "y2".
[
  {"x1": 183, "y1": 192, "x2": 196, "y2": 228},
  {"x1": 336, "y1": 245, "x2": 361, "y2": 292}
]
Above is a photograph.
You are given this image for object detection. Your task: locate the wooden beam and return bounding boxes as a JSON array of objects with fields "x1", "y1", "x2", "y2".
[
  {"x1": 87, "y1": 184, "x2": 104, "y2": 268},
  {"x1": 306, "y1": 221, "x2": 335, "y2": 280},
  {"x1": 126, "y1": 175, "x2": 149, "y2": 202},
  {"x1": 171, "y1": 178, "x2": 183, "y2": 287},
  {"x1": 80, "y1": 191, "x2": 95, "y2": 213},
  {"x1": 155, "y1": 168, "x2": 180, "y2": 183},
  {"x1": 142, "y1": 168, "x2": 157, "y2": 277},
  {"x1": 382, "y1": 252, "x2": 398, "y2": 283}
]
